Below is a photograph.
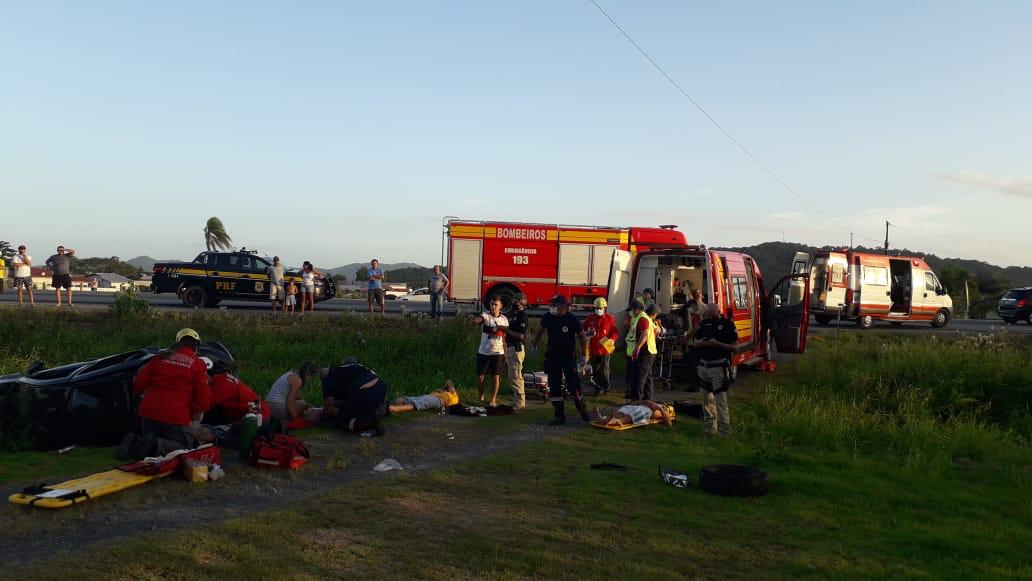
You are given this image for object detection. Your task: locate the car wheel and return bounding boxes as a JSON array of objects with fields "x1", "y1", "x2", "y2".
[
  {"x1": 485, "y1": 285, "x2": 518, "y2": 311},
  {"x1": 931, "y1": 309, "x2": 950, "y2": 328},
  {"x1": 856, "y1": 315, "x2": 874, "y2": 330},
  {"x1": 699, "y1": 464, "x2": 769, "y2": 497},
  {"x1": 814, "y1": 314, "x2": 832, "y2": 326},
  {"x1": 181, "y1": 285, "x2": 208, "y2": 308}
]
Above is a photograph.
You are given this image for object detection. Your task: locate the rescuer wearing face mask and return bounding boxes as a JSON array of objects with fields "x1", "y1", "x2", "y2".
[
  {"x1": 582, "y1": 297, "x2": 620, "y2": 395},
  {"x1": 532, "y1": 295, "x2": 590, "y2": 425}
]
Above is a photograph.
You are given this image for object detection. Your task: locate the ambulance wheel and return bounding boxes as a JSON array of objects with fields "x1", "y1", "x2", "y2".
[
  {"x1": 931, "y1": 309, "x2": 950, "y2": 328},
  {"x1": 856, "y1": 315, "x2": 874, "y2": 330},
  {"x1": 485, "y1": 285, "x2": 518, "y2": 311},
  {"x1": 814, "y1": 314, "x2": 832, "y2": 326},
  {"x1": 181, "y1": 285, "x2": 208, "y2": 308}
]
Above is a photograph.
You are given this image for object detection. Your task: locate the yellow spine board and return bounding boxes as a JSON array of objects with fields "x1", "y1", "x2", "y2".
[{"x1": 9, "y1": 469, "x2": 165, "y2": 509}]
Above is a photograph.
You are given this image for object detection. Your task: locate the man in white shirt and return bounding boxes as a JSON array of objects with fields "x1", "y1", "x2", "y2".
[
  {"x1": 473, "y1": 296, "x2": 509, "y2": 407},
  {"x1": 12, "y1": 245, "x2": 35, "y2": 307}
]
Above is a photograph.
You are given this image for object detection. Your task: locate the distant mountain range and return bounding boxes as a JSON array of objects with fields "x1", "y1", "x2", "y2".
[{"x1": 716, "y1": 242, "x2": 1032, "y2": 290}]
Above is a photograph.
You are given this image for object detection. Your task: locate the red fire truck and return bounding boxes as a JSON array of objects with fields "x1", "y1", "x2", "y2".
[{"x1": 443, "y1": 218, "x2": 812, "y2": 363}]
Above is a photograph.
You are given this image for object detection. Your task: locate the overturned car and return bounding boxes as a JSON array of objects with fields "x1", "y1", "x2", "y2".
[{"x1": 0, "y1": 342, "x2": 233, "y2": 451}]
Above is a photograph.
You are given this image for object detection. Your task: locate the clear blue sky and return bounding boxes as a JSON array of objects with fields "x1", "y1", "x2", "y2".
[{"x1": 2, "y1": 1, "x2": 1029, "y2": 268}]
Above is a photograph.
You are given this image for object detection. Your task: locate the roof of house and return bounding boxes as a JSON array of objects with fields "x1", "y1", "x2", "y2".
[{"x1": 90, "y1": 272, "x2": 132, "y2": 283}]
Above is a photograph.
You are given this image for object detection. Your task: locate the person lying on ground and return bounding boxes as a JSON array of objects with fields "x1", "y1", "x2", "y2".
[
  {"x1": 592, "y1": 400, "x2": 673, "y2": 427},
  {"x1": 388, "y1": 380, "x2": 460, "y2": 414},
  {"x1": 266, "y1": 361, "x2": 319, "y2": 426},
  {"x1": 319, "y1": 356, "x2": 389, "y2": 435},
  {"x1": 201, "y1": 358, "x2": 270, "y2": 426},
  {"x1": 118, "y1": 328, "x2": 210, "y2": 460}
]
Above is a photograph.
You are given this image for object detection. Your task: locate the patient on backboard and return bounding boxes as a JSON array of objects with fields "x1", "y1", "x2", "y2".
[{"x1": 593, "y1": 401, "x2": 673, "y2": 427}]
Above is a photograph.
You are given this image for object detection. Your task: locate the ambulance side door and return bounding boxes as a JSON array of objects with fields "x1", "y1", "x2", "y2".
[
  {"x1": 765, "y1": 273, "x2": 811, "y2": 354},
  {"x1": 607, "y1": 249, "x2": 633, "y2": 336}
]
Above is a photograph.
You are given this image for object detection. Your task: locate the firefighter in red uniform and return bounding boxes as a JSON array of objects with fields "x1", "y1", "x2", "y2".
[
  {"x1": 583, "y1": 297, "x2": 620, "y2": 395},
  {"x1": 117, "y1": 328, "x2": 211, "y2": 459},
  {"x1": 202, "y1": 358, "x2": 270, "y2": 426}
]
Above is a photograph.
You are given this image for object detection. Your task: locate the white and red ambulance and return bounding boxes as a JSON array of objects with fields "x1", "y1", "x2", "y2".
[
  {"x1": 443, "y1": 218, "x2": 813, "y2": 363},
  {"x1": 792, "y1": 249, "x2": 952, "y2": 329}
]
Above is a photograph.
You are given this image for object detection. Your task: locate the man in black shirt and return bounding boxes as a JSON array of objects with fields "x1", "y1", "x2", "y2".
[
  {"x1": 694, "y1": 304, "x2": 738, "y2": 436},
  {"x1": 505, "y1": 294, "x2": 530, "y2": 409},
  {"x1": 532, "y1": 295, "x2": 590, "y2": 425},
  {"x1": 320, "y1": 357, "x2": 389, "y2": 436}
]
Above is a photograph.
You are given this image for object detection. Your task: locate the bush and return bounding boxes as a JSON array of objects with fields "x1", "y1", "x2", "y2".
[{"x1": 110, "y1": 287, "x2": 150, "y2": 317}]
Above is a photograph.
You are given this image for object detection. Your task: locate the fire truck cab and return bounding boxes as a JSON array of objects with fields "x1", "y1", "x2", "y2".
[
  {"x1": 444, "y1": 218, "x2": 812, "y2": 365},
  {"x1": 794, "y1": 249, "x2": 952, "y2": 329}
]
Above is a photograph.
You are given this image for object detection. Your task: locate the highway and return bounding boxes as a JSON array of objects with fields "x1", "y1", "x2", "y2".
[{"x1": 1, "y1": 291, "x2": 1028, "y2": 335}]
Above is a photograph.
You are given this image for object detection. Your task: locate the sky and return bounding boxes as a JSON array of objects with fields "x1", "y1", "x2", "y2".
[{"x1": 2, "y1": 1, "x2": 1030, "y2": 268}]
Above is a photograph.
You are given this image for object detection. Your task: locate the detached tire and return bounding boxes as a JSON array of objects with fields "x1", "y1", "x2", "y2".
[{"x1": 699, "y1": 464, "x2": 769, "y2": 497}]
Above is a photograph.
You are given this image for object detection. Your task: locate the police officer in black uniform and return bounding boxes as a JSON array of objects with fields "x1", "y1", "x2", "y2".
[
  {"x1": 694, "y1": 303, "x2": 738, "y2": 436},
  {"x1": 532, "y1": 295, "x2": 591, "y2": 425},
  {"x1": 320, "y1": 356, "x2": 389, "y2": 436}
]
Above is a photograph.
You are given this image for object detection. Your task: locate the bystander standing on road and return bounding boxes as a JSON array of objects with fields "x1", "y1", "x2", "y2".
[
  {"x1": 583, "y1": 297, "x2": 619, "y2": 395},
  {"x1": 367, "y1": 259, "x2": 386, "y2": 316},
  {"x1": 13, "y1": 245, "x2": 35, "y2": 307},
  {"x1": 533, "y1": 295, "x2": 591, "y2": 425},
  {"x1": 504, "y1": 294, "x2": 529, "y2": 408},
  {"x1": 473, "y1": 296, "x2": 508, "y2": 407},
  {"x1": 285, "y1": 281, "x2": 299, "y2": 314},
  {"x1": 267, "y1": 256, "x2": 286, "y2": 312},
  {"x1": 695, "y1": 303, "x2": 738, "y2": 436},
  {"x1": 300, "y1": 261, "x2": 321, "y2": 315},
  {"x1": 45, "y1": 245, "x2": 75, "y2": 307},
  {"x1": 427, "y1": 265, "x2": 449, "y2": 319}
]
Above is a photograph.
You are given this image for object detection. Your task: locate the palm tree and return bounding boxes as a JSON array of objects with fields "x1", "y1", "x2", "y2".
[{"x1": 204, "y1": 217, "x2": 233, "y2": 252}]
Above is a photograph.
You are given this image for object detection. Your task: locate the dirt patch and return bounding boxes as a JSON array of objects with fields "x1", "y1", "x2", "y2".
[{"x1": 0, "y1": 410, "x2": 574, "y2": 567}]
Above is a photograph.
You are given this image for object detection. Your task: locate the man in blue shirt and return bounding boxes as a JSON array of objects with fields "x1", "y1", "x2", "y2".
[
  {"x1": 367, "y1": 259, "x2": 386, "y2": 316},
  {"x1": 532, "y1": 295, "x2": 590, "y2": 425}
]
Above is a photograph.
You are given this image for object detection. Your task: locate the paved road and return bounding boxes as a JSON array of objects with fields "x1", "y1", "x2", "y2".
[{"x1": 1, "y1": 291, "x2": 1028, "y2": 335}]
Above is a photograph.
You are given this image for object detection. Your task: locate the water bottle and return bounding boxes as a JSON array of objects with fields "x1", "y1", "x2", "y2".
[{"x1": 239, "y1": 413, "x2": 259, "y2": 459}]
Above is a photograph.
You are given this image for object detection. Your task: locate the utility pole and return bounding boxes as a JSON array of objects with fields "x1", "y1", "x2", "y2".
[
  {"x1": 884, "y1": 221, "x2": 891, "y2": 255},
  {"x1": 849, "y1": 232, "x2": 854, "y2": 249}
]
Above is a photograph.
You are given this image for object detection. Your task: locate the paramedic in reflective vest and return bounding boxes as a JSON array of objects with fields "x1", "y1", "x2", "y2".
[
  {"x1": 695, "y1": 303, "x2": 739, "y2": 436},
  {"x1": 583, "y1": 297, "x2": 619, "y2": 395},
  {"x1": 627, "y1": 303, "x2": 660, "y2": 401},
  {"x1": 623, "y1": 299, "x2": 645, "y2": 396},
  {"x1": 320, "y1": 357, "x2": 389, "y2": 436},
  {"x1": 120, "y1": 328, "x2": 211, "y2": 459},
  {"x1": 532, "y1": 294, "x2": 591, "y2": 425}
]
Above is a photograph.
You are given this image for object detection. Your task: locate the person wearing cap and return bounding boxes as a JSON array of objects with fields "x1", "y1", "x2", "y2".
[
  {"x1": 583, "y1": 297, "x2": 619, "y2": 395},
  {"x1": 504, "y1": 294, "x2": 530, "y2": 408},
  {"x1": 695, "y1": 303, "x2": 738, "y2": 436},
  {"x1": 532, "y1": 294, "x2": 590, "y2": 425},
  {"x1": 118, "y1": 328, "x2": 211, "y2": 459}
]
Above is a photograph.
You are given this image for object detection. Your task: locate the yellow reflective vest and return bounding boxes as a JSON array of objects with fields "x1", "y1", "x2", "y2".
[{"x1": 625, "y1": 312, "x2": 658, "y2": 356}]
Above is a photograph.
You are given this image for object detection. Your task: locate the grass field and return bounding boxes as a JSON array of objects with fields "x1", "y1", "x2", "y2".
[{"x1": 1, "y1": 309, "x2": 1030, "y2": 579}]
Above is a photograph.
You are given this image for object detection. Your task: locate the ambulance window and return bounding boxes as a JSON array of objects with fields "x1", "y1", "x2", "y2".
[
  {"x1": 863, "y1": 266, "x2": 888, "y2": 286},
  {"x1": 731, "y1": 276, "x2": 749, "y2": 309},
  {"x1": 831, "y1": 264, "x2": 845, "y2": 284},
  {"x1": 925, "y1": 272, "x2": 937, "y2": 292}
]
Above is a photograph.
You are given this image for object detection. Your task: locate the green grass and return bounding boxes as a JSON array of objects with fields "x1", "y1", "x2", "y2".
[{"x1": 2, "y1": 310, "x2": 1030, "y2": 578}]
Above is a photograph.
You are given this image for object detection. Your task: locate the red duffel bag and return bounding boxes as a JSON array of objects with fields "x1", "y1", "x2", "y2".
[{"x1": 249, "y1": 433, "x2": 309, "y2": 470}]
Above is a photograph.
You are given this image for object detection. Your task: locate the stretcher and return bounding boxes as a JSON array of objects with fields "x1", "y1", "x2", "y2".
[
  {"x1": 591, "y1": 405, "x2": 676, "y2": 431},
  {"x1": 9, "y1": 444, "x2": 221, "y2": 509}
]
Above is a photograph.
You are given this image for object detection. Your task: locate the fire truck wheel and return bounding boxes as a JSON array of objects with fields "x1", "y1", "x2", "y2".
[
  {"x1": 856, "y1": 315, "x2": 874, "y2": 330},
  {"x1": 931, "y1": 309, "x2": 950, "y2": 328},
  {"x1": 814, "y1": 314, "x2": 832, "y2": 326},
  {"x1": 484, "y1": 285, "x2": 518, "y2": 311},
  {"x1": 181, "y1": 285, "x2": 208, "y2": 309}
]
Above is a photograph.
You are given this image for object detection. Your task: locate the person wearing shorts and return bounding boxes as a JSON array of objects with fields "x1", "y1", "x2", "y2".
[
  {"x1": 267, "y1": 256, "x2": 286, "y2": 312},
  {"x1": 388, "y1": 380, "x2": 461, "y2": 413},
  {"x1": 46, "y1": 245, "x2": 75, "y2": 306},
  {"x1": 367, "y1": 259, "x2": 386, "y2": 316},
  {"x1": 284, "y1": 281, "x2": 298, "y2": 313},
  {"x1": 299, "y1": 261, "x2": 321, "y2": 315},
  {"x1": 12, "y1": 245, "x2": 35, "y2": 307},
  {"x1": 473, "y1": 296, "x2": 508, "y2": 407}
]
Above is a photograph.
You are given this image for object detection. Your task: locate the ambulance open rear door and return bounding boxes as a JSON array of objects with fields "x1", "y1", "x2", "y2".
[{"x1": 606, "y1": 250, "x2": 632, "y2": 323}]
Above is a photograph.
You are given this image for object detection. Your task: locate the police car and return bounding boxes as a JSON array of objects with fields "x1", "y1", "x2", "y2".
[{"x1": 151, "y1": 250, "x2": 337, "y2": 308}]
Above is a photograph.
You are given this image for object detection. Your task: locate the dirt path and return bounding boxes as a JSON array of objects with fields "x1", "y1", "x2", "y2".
[{"x1": 0, "y1": 409, "x2": 582, "y2": 567}]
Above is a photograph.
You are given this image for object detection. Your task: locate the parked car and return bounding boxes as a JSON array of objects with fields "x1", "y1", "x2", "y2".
[
  {"x1": 383, "y1": 283, "x2": 411, "y2": 300},
  {"x1": 398, "y1": 287, "x2": 431, "y2": 302},
  {"x1": 997, "y1": 287, "x2": 1032, "y2": 324}
]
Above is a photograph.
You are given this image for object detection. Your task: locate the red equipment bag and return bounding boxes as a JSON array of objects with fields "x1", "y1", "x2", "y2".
[
  {"x1": 118, "y1": 444, "x2": 222, "y2": 476},
  {"x1": 249, "y1": 433, "x2": 309, "y2": 470}
]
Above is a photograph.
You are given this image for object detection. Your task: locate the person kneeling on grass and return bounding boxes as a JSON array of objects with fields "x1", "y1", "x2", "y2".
[
  {"x1": 117, "y1": 328, "x2": 210, "y2": 460},
  {"x1": 201, "y1": 358, "x2": 270, "y2": 426},
  {"x1": 318, "y1": 357, "x2": 389, "y2": 436},
  {"x1": 389, "y1": 380, "x2": 460, "y2": 414},
  {"x1": 592, "y1": 400, "x2": 673, "y2": 428},
  {"x1": 266, "y1": 361, "x2": 320, "y2": 430}
]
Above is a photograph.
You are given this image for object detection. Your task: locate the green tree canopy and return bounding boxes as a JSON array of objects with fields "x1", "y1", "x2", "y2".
[{"x1": 204, "y1": 217, "x2": 233, "y2": 252}]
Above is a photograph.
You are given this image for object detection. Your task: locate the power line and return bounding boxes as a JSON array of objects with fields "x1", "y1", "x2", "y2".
[{"x1": 587, "y1": 0, "x2": 881, "y2": 242}]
